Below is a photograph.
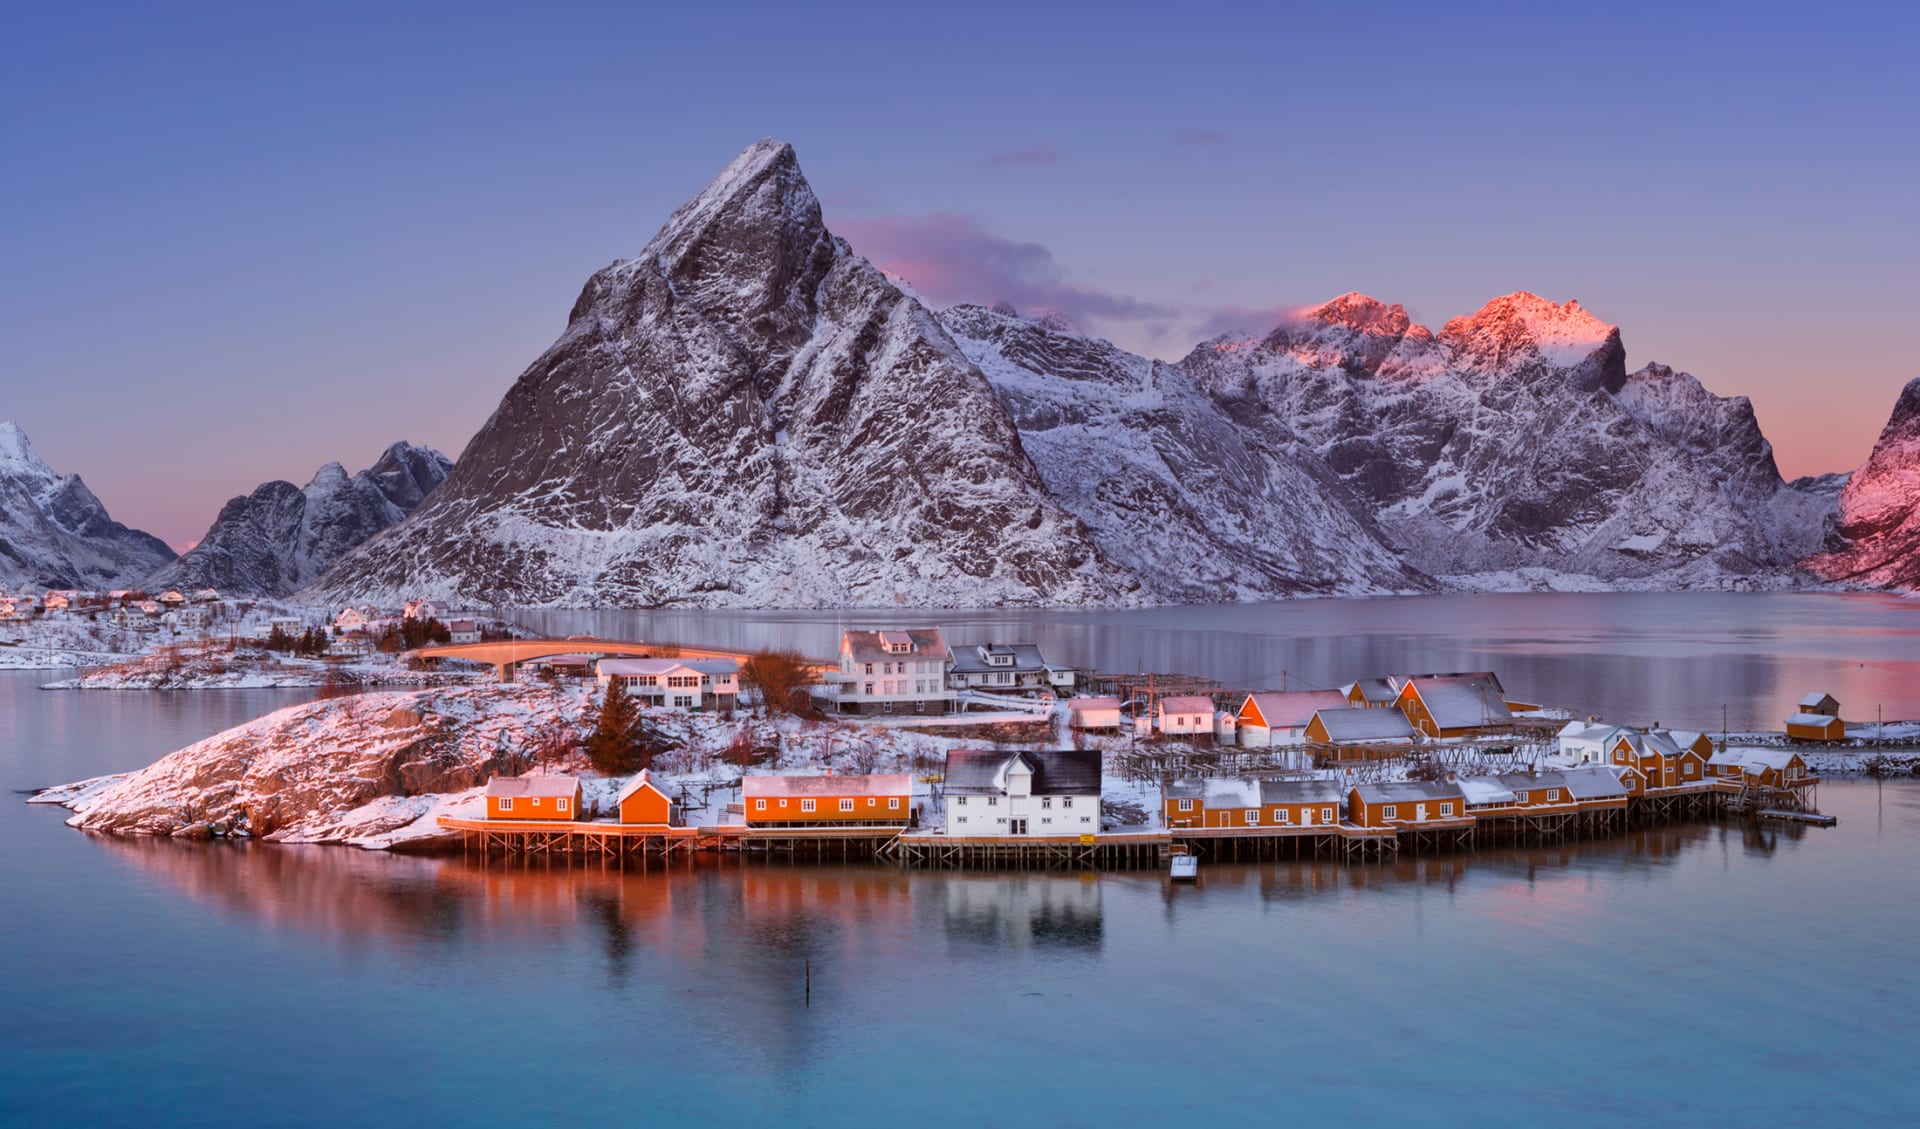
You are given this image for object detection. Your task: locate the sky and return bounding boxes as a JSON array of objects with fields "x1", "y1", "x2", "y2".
[{"x1": 4, "y1": 1, "x2": 1915, "y2": 549}]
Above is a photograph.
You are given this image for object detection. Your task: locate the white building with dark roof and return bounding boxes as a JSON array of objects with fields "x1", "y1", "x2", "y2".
[
  {"x1": 945, "y1": 641, "x2": 1074, "y2": 696},
  {"x1": 943, "y1": 749, "x2": 1101, "y2": 837},
  {"x1": 596, "y1": 657, "x2": 739, "y2": 711},
  {"x1": 831, "y1": 628, "x2": 955, "y2": 715}
]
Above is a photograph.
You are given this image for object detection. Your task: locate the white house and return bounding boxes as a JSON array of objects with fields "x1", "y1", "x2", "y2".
[
  {"x1": 191, "y1": 588, "x2": 220, "y2": 603},
  {"x1": 596, "y1": 657, "x2": 740, "y2": 711},
  {"x1": 334, "y1": 607, "x2": 370, "y2": 631},
  {"x1": 1556, "y1": 720, "x2": 1629, "y2": 764},
  {"x1": 165, "y1": 608, "x2": 210, "y2": 631},
  {"x1": 830, "y1": 628, "x2": 955, "y2": 715},
  {"x1": 1068, "y1": 696, "x2": 1123, "y2": 730},
  {"x1": 446, "y1": 618, "x2": 481, "y2": 644},
  {"x1": 943, "y1": 748, "x2": 1102, "y2": 838},
  {"x1": 1156, "y1": 695, "x2": 1214, "y2": 736},
  {"x1": 945, "y1": 641, "x2": 1075, "y2": 696},
  {"x1": 403, "y1": 598, "x2": 446, "y2": 621},
  {"x1": 158, "y1": 590, "x2": 187, "y2": 606}
]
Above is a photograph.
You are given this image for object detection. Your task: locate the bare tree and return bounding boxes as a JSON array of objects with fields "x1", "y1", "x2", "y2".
[{"x1": 740, "y1": 649, "x2": 815, "y2": 717}]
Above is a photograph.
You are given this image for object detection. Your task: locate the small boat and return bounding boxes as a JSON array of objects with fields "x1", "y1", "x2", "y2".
[{"x1": 1169, "y1": 844, "x2": 1198, "y2": 881}]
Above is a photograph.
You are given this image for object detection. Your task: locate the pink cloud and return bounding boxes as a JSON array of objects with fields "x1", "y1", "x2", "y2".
[
  {"x1": 833, "y1": 212, "x2": 1174, "y2": 330},
  {"x1": 1189, "y1": 303, "x2": 1310, "y2": 341},
  {"x1": 983, "y1": 145, "x2": 1063, "y2": 169},
  {"x1": 819, "y1": 189, "x2": 884, "y2": 211}
]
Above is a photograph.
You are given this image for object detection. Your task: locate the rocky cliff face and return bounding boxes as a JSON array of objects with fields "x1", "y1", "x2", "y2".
[
  {"x1": 1179, "y1": 293, "x2": 1822, "y2": 584},
  {"x1": 0, "y1": 421, "x2": 176, "y2": 590},
  {"x1": 59, "y1": 685, "x2": 591, "y2": 842},
  {"x1": 1805, "y1": 377, "x2": 1920, "y2": 590},
  {"x1": 148, "y1": 443, "x2": 451, "y2": 597},
  {"x1": 311, "y1": 140, "x2": 1126, "y2": 608}
]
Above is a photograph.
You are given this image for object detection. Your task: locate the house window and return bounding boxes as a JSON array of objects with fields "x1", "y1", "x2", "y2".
[
  {"x1": 1041, "y1": 817, "x2": 1052, "y2": 824},
  {"x1": 864, "y1": 663, "x2": 874, "y2": 675},
  {"x1": 1382, "y1": 805, "x2": 1397, "y2": 820},
  {"x1": 498, "y1": 797, "x2": 513, "y2": 811},
  {"x1": 802, "y1": 799, "x2": 817, "y2": 812},
  {"x1": 1061, "y1": 798, "x2": 1073, "y2": 809},
  {"x1": 1178, "y1": 799, "x2": 1193, "y2": 812},
  {"x1": 778, "y1": 798, "x2": 788, "y2": 808},
  {"x1": 1683, "y1": 764, "x2": 1696, "y2": 776},
  {"x1": 1275, "y1": 808, "x2": 1290, "y2": 823},
  {"x1": 955, "y1": 796, "x2": 967, "y2": 806},
  {"x1": 1041, "y1": 797, "x2": 1052, "y2": 809},
  {"x1": 864, "y1": 682, "x2": 875, "y2": 695},
  {"x1": 1546, "y1": 790, "x2": 1559, "y2": 801},
  {"x1": 1440, "y1": 802, "x2": 1453, "y2": 816},
  {"x1": 1514, "y1": 791, "x2": 1528, "y2": 803},
  {"x1": 531, "y1": 797, "x2": 542, "y2": 807},
  {"x1": 889, "y1": 797, "x2": 901, "y2": 809},
  {"x1": 987, "y1": 796, "x2": 998, "y2": 806},
  {"x1": 1246, "y1": 810, "x2": 1260, "y2": 825},
  {"x1": 866, "y1": 797, "x2": 875, "y2": 807},
  {"x1": 1322, "y1": 807, "x2": 1334, "y2": 823},
  {"x1": 755, "y1": 799, "x2": 766, "y2": 810},
  {"x1": 1081, "y1": 816, "x2": 1091, "y2": 823},
  {"x1": 840, "y1": 799, "x2": 854, "y2": 812},
  {"x1": 556, "y1": 798, "x2": 568, "y2": 813}
]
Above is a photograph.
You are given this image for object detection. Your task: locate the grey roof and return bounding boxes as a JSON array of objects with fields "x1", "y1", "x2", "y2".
[
  {"x1": 843, "y1": 628, "x2": 950, "y2": 664},
  {"x1": 1162, "y1": 777, "x2": 1346, "y2": 807},
  {"x1": 1405, "y1": 675, "x2": 1514, "y2": 729},
  {"x1": 944, "y1": 748, "x2": 1102, "y2": 796},
  {"x1": 1259, "y1": 779, "x2": 1348, "y2": 805},
  {"x1": 1493, "y1": 771, "x2": 1576, "y2": 798},
  {"x1": 1163, "y1": 779, "x2": 1205, "y2": 801},
  {"x1": 1241, "y1": 689, "x2": 1348, "y2": 729},
  {"x1": 1560, "y1": 766, "x2": 1632, "y2": 800},
  {"x1": 1311, "y1": 707, "x2": 1417, "y2": 743},
  {"x1": 1353, "y1": 780, "x2": 1467, "y2": 804},
  {"x1": 948, "y1": 641, "x2": 1053, "y2": 675},
  {"x1": 1344, "y1": 677, "x2": 1399, "y2": 703}
]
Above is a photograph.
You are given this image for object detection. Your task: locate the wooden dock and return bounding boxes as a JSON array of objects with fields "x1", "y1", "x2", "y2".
[{"x1": 1756, "y1": 809, "x2": 1838, "y2": 827}]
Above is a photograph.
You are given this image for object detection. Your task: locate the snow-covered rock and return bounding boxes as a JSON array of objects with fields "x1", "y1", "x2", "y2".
[
  {"x1": 1806, "y1": 376, "x2": 1920, "y2": 590},
  {"x1": 149, "y1": 442, "x2": 452, "y2": 597},
  {"x1": 0, "y1": 421, "x2": 176, "y2": 590},
  {"x1": 309, "y1": 139, "x2": 1127, "y2": 609}
]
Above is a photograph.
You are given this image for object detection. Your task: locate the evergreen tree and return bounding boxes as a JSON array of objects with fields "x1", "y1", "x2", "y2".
[{"x1": 586, "y1": 677, "x2": 647, "y2": 774}]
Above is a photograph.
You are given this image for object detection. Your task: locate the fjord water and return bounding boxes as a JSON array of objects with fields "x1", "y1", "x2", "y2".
[{"x1": 4, "y1": 594, "x2": 1919, "y2": 1127}]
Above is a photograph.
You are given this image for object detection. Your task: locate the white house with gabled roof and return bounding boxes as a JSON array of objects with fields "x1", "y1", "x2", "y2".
[
  {"x1": 830, "y1": 628, "x2": 955, "y2": 715},
  {"x1": 596, "y1": 657, "x2": 739, "y2": 711}
]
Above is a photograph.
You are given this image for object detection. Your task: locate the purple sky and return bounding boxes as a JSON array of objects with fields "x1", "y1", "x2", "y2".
[{"x1": 6, "y1": 3, "x2": 1914, "y2": 549}]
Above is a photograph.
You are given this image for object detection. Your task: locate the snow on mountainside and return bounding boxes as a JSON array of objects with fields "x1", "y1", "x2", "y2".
[
  {"x1": 0, "y1": 421, "x2": 176, "y2": 590},
  {"x1": 1179, "y1": 293, "x2": 1828, "y2": 586},
  {"x1": 148, "y1": 443, "x2": 452, "y2": 597},
  {"x1": 310, "y1": 139, "x2": 1130, "y2": 609},
  {"x1": 1806, "y1": 377, "x2": 1920, "y2": 590},
  {"x1": 938, "y1": 303, "x2": 1424, "y2": 599}
]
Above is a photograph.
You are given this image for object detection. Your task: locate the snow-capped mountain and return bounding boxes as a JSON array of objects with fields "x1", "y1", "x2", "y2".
[
  {"x1": 310, "y1": 140, "x2": 1126, "y2": 609},
  {"x1": 1179, "y1": 293, "x2": 1831, "y2": 585},
  {"x1": 937, "y1": 303, "x2": 1423, "y2": 600},
  {"x1": 305, "y1": 137, "x2": 1881, "y2": 608},
  {"x1": 149, "y1": 443, "x2": 452, "y2": 597},
  {"x1": 1805, "y1": 377, "x2": 1920, "y2": 591},
  {"x1": 0, "y1": 422, "x2": 176, "y2": 591}
]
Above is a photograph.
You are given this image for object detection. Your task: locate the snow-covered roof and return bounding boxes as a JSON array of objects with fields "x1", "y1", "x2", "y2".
[
  {"x1": 1202, "y1": 777, "x2": 1261, "y2": 808},
  {"x1": 1070, "y1": 697, "x2": 1122, "y2": 711},
  {"x1": 843, "y1": 628, "x2": 949, "y2": 663},
  {"x1": 1786, "y1": 712, "x2": 1842, "y2": 728},
  {"x1": 1615, "y1": 730, "x2": 1685, "y2": 759},
  {"x1": 1799, "y1": 692, "x2": 1837, "y2": 709},
  {"x1": 1242, "y1": 689, "x2": 1348, "y2": 729},
  {"x1": 1353, "y1": 780, "x2": 1466, "y2": 803},
  {"x1": 1159, "y1": 695, "x2": 1215, "y2": 715},
  {"x1": 1458, "y1": 776, "x2": 1516, "y2": 806},
  {"x1": 486, "y1": 775, "x2": 579, "y2": 799},
  {"x1": 616, "y1": 769, "x2": 670, "y2": 804},
  {"x1": 1495, "y1": 771, "x2": 1574, "y2": 796},
  {"x1": 1561, "y1": 766, "x2": 1632, "y2": 800},
  {"x1": 743, "y1": 773, "x2": 912, "y2": 798},
  {"x1": 597, "y1": 657, "x2": 735, "y2": 677},
  {"x1": 1403, "y1": 675, "x2": 1513, "y2": 729},
  {"x1": 1344, "y1": 678, "x2": 1398, "y2": 703},
  {"x1": 944, "y1": 749, "x2": 1100, "y2": 796},
  {"x1": 1311, "y1": 707, "x2": 1416, "y2": 743},
  {"x1": 1710, "y1": 748, "x2": 1799, "y2": 771},
  {"x1": 948, "y1": 641, "x2": 1053, "y2": 674},
  {"x1": 1259, "y1": 779, "x2": 1349, "y2": 806},
  {"x1": 1558, "y1": 721, "x2": 1621, "y2": 743}
]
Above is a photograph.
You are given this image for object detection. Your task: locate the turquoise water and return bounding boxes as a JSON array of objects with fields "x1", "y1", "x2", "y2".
[{"x1": 5, "y1": 594, "x2": 1920, "y2": 1126}]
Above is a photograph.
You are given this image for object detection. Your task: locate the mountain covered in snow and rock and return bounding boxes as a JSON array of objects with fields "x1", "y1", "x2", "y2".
[
  {"x1": 148, "y1": 443, "x2": 452, "y2": 597},
  {"x1": 1806, "y1": 378, "x2": 1920, "y2": 590},
  {"x1": 0, "y1": 422, "x2": 176, "y2": 591},
  {"x1": 305, "y1": 138, "x2": 1910, "y2": 607}
]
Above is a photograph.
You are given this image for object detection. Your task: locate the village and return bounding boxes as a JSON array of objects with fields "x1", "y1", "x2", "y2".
[{"x1": 416, "y1": 625, "x2": 1856, "y2": 873}]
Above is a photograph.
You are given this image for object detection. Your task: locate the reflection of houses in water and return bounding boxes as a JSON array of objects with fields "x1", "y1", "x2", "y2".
[{"x1": 940, "y1": 874, "x2": 1103, "y2": 951}]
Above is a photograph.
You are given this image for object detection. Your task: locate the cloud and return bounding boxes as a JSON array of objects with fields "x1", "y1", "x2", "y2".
[
  {"x1": 982, "y1": 145, "x2": 1063, "y2": 169},
  {"x1": 1172, "y1": 129, "x2": 1232, "y2": 146},
  {"x1": 1189, "y1": 303, "x2": 1308, "y2": 341},
  {"x1": 833, "y1": 212, "x2": 1175, "y2": 333}
]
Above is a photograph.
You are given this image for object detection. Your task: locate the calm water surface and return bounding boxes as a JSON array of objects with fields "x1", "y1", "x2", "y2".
[{"x1": 4, "y1": 594, "x2": 1919, "y2": 1127}]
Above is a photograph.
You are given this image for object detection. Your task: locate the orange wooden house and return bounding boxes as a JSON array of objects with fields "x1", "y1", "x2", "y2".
[
  {"x1": 1707, "y1": 748, "x2": 1812, "y2": 790},
  {"x1": 1347, "y1": 780, "x2": 1469, "y2": 828},
  {"x1": 1785, "y1": 694, "x2": 1845, "y2": 742},
  {"x1": 743, "y1": 774, "x2": 913, "y2": 827},
  {"x1": 1395, "y1": 674, "x2": 1514, "y2": 738},
  {"x1": 484, "y1": 775, "x2": 583, "y2": 821},
  {"x1": 616, "y1": 770, "x2": 679, "y2": 826},
  {"x1": 1161, "y1": 778, "x2": 1346, "y2": 830},
  {"x1": 1607, "y1": 731, "x2": 1709, "y2": 790},
  {"x1": 1303, "y1": 707, "x2": 1418, "y2": 760}
]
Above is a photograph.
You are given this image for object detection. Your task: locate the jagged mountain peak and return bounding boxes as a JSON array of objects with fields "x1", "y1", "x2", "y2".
[
  {"x1": 0, "y1": 420, "x2": 52, "y2": 479},
  {"x1": 1440, "y1": 291, "x2": 1625, "y2": 390},
  {"x1": 0, "y1": 421, "x2": 175, "y2": 589},
  {"x1": 1807, "y1": 377, "x2": 1920, "y2": 589},
  {"x1": 1299, "y1": 292, "x2": 1411, "y2": 337}
]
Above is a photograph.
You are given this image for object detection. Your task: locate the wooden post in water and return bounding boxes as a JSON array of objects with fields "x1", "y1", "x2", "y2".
[{"x1": 805, "y1": 960, "x2": 811, "y2": 1007}]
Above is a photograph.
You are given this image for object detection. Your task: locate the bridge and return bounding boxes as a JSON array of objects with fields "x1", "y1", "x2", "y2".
[{"x1": 409, "y1": 637, "x2": 834, "y2": 682}]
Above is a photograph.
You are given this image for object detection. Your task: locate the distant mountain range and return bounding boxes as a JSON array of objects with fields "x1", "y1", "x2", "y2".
[
  {"x1": 7, "y1": 139, "x2": 1915, "y2": 607},
  {"x1": 0, "y1": 422, "x2": 176, "y2": 591}
]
